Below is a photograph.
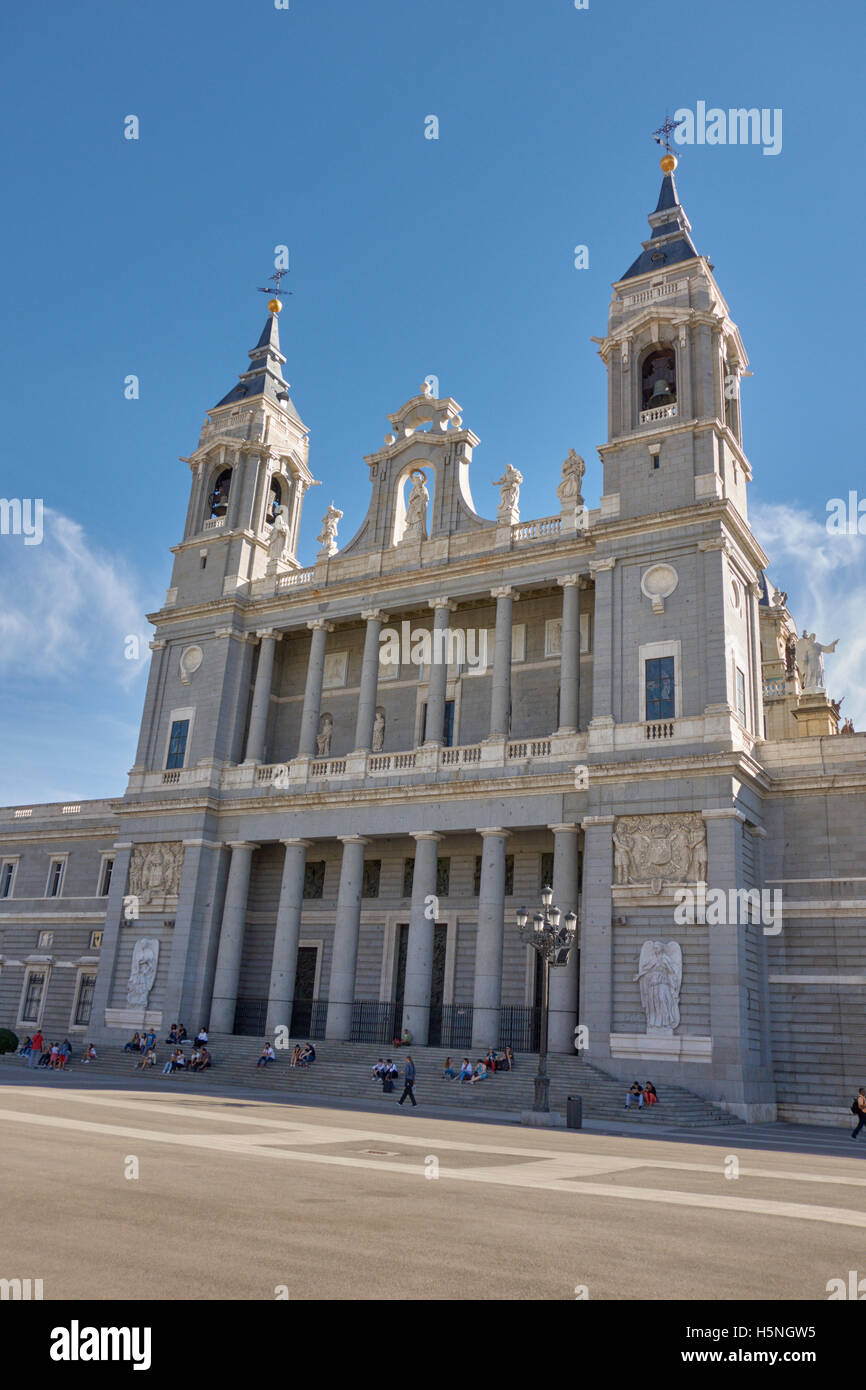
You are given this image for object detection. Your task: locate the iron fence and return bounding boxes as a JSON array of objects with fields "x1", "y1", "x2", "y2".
[
  {"x1": 498, "y1": 1005, "x2": 541, "y2": 1052},
  {"x1": 429, "y1": 1004, "x2": 474, "y2": 1050}
]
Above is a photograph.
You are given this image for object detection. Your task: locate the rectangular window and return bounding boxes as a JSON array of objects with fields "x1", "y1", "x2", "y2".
[
  {"x1": 0, "y1": 861, "x2": 15, "y2": 898},
  {"x1": 22, "y1": 970, "x2": 46, "y2": 1024},
  {"x1": 362, "y1": 860, "x2": 381, "y2": 898},
  {"x1": 98, "y1": 857, "x2": 114, "y2": 897},
  {"x1": 645, "y1": 656, "x2": 676, "y2": 721},
  {"x1": 540, "y1": 852, "x2": 555, "y2": 892},
  {"x1": 74, "y1": 974, "x2": 97, "y2": 1027},
  {"x1": 436, "y1": 858, "x2": 451, "y2": 898},
  {"x1": 46, "y1": 859, "x2": 65, "y2": 898},
  {"x1": 736, "y1": 667, "x2": 747, "y2": 722},
  {"x1": 303, "y1": 862, "x2": 326, "y2": 900},
  {"x1": 90, "y1": 930, "x2": 103, "y2": 951},
  {"x1": 402, "y1": 858, "x2": 415, "y2": 898},
  {"x1": 166, "y1": 719, "x2": 190, "y2": 770},
  {"x1": 420, "y1": 700, "x2": 456, "y2": 747}
]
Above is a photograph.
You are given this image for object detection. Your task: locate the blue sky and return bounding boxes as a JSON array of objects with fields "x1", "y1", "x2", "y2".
[{"x1": 1, "y1": 0, "x2": 864, "y2": 803}]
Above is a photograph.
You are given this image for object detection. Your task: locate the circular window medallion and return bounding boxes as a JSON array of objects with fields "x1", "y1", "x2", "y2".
[
  {"x1": 179, "y1": 645, "x2": 203, "y2": 685},
  {"x1": 730, "y1": 579, "x2": 741, "y2": 611},
  {"x1": 640, "y1": 563, "x2": 678, "y2": 613}
]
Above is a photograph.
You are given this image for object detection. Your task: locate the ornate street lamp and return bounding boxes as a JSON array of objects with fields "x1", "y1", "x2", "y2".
[{"x1": 516, "y1": 890, "x2": 578, "y2": 1112}]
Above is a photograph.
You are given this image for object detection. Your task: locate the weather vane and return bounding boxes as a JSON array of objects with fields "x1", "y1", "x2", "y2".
[
  {"x1": 652, "y1": 115, "x2": 685, "y2": 158},
  {"x1": 256, "y1": 268, "x2": 292, "y2": 299}
]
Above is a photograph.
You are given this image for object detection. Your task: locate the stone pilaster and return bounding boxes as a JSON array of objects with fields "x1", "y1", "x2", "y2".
[
  {"x1": 557, "y1": 575, "x2": 581, "y2": 733},
  {"x1": 354, "y1": 609, "x2": 388, "y2": 752},
  {"x1": 489, "y1": 586, "x2": 514, "y2": 739},
  {"x1": 578, "y1": 816, "x2": 614, "y2": 1060}
]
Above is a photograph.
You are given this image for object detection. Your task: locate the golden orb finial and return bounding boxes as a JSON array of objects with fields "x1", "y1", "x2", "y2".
[
  {"x1": 268, "y1": 297, "x2": 282, "y2": 314},
  {"x1": 660, "y1": 153, "x2": 678, "y2": 174}
]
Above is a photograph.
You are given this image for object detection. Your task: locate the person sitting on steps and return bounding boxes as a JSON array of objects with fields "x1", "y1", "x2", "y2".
[{"x1": 625, "y1": 1081, "x2": 645, "y2": 1109}]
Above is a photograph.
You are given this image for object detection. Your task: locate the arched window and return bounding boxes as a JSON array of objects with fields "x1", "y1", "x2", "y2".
[
  {"x1": 265, "y1": 477, "x2": 283, "y2": 526},
  {"x1": 641, "y1": 348, "x2": 677, "y2": 412},
  {"x1": 209, "y1": 468, "x2": 232, "y2": 518}
]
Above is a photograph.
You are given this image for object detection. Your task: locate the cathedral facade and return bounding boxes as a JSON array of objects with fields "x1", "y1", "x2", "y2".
[{"x1": 2, "y1": 157, "x2": 863, "y2": 1125}]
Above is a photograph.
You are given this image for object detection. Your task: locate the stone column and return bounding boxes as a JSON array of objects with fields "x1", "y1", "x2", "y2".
[
  {"x1": 243, "y1": 629, "x2": 281, "y2": 764},
  {"x1": 325, "y1": 835, "x2": 369, "y2": 1040},
  {"x1": 354, "y1": 609, "x2": 388, "y2": 751},
  {"x1": 578, "y1": 816, "x2": 614, "y2": 1061},
  {"x1": 423, "y1": 597, "x2": 455, "y2": 746},
  {"x1": 697, "y1": 540, "x2": 730, "y2": 711},
  {"x1": 209, "y1": 841, "x2": 258, "y2": 1033},
  {"x1": 489, "y1": 586, "x2": 514, "y2": 739},
  {"x1": 557, "y1": 575, "x2": 581, "y2": 733},
  {"x1": 265, "y1": 838, "x2": 312, "y2": 1035},
  {"x1": 547, "y1": 822, "x2": 580, "y2": 1052},
  {"x1": 297, "y1": 619, "x2": 334, "y2": 758},
  {"x1": 403, "y1": 832, "x2": 442, "y2": 1044},
  {"x1": 472, "y1": 828, "x2": 509, "y2": 1047}
]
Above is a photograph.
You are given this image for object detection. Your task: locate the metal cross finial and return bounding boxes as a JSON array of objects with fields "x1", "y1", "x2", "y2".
[
  {"x1": 652, "y1": 115, "x2": 685, "y2": 157},
  {"x1": 256, "y1": 269, "x2": 292, "y2": 297}
]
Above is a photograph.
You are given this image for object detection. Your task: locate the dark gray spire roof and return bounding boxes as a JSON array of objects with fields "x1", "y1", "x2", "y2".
[
  {"x1": 620, "y1": 167, "x2": 701, "y2": 281},
  {"x1": 214, "y1": 311, "x2": 301, "y2": 421}
]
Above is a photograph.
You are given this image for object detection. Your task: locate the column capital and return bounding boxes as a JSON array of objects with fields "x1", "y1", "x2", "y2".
[
  {"x1": 478, "y1": 826, "x2": 510, "y2": 839},
  {"x1": 149, "y1": 640, "x2": 167, "y2": 651},
  {"x1": 226, "y1": 840, "x2": 260, "y2": 851},
  {"x1": 490, "y1": 585, "x2": 514, "y2": 600},
  {"x1": 281, "y1": 837, "x2": 314, "y2": 849},
  {"x1": 701, "y1": 808, "x2": 747, "y2": 823},
  {"x1": 589, "y1": 557, "x2": 616, "y2": 573},
  {"x1": 557, "y1": 574, "x2": 580, "y2": 589},
  {"x1": 361, "y1": 608, "x2": 389, "y2": 624},
  {"x1": 580, "y1": 815, "x2": 615, "y2": 829},
  {"x1": 697, "y1": 536, "x2": 730, "y2": 554},
  {"x1": 428, "y1": 596, "x2": 456, "y2": 612},
  {"x1": 410, "y1": 831, "x2": 443, "y2": 843},
  {"x1": 307, "y1": 618, "x2": 335, "y2": 632},
  {"x1": 548, "y1": 822, "x2": 580, "y2": 835},
  {"x1": 255, "y1": 628, "x2": 282, "y2": 642},
  {"x1": 338, "y1": 834, "x2": 371, "y2": 846}
]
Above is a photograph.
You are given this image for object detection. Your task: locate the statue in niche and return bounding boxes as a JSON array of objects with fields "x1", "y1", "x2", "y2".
[
  {"x1": 372, "y1": 708, "x2": 385, "y2": 752},
  {"x1": 403, "y1": 471, "x2": 429, "y2": 542},
  {"x1": 557, "y1": 449, "x2": 586, "y2": 519},
  {"x1": 795, "y1": 630, "x2": 839, "y2": 694},
  {"x1": 126, "y1": 937, "x2": 159, "y2": 1009},
  {"x1": 784, "y1": 634, "x2": 797, "y2": 679},
  {"x1": 492, "y1": 464, "x2": 522, "y2": 522},
  {"x1": 317, "y1": 502, "x2": 342, "y2": 558},
  {"x1": 316, "y1": 713, "x2": 333, "y2": 757},
  {"x1": 634, "y1": 939, "x2": 682, "y2": 1032},
  {"x1": 267, "y1": 504, "x2": 290, "y2": 566}
]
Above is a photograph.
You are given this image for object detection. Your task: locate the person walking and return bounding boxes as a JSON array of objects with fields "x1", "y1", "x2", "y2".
[
  {"x1": 852, "y1": 1087, "x2": 866, "y2": 1138},
  {"x1": 398, "y1": 1054, "x2": 417, "y2": 1107}
]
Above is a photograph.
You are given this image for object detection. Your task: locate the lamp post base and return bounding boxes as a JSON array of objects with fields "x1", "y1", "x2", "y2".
[
  {"x1": 532, "y1": 1073, "x2": 551, "y2": 1113},
  {"x1": 520, "y1": 1109, "x2": 566, "y2": 1128}
]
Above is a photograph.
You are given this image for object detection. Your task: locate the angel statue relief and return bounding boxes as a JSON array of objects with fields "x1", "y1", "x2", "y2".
[{"x1": 634, "y1": 940, "x2": 682, "y2": 1033}]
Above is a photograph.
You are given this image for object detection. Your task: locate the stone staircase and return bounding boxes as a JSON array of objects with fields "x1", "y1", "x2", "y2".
[{"x1": 2, "y1": 1035, "x2": 741, "y2": 1128}]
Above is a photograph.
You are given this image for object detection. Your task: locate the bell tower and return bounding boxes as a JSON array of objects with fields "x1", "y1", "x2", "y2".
[
  {"x1": 593, "y1": 151, "x2": 750, "y2": 523},
  {"x1": 168, "y1": 294, "x2": 317, "y2": 608}
]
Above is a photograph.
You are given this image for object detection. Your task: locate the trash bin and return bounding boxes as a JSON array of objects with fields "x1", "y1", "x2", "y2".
[{"x1": 566, "y1": 1095, "x2": 583, "y2": 1129}]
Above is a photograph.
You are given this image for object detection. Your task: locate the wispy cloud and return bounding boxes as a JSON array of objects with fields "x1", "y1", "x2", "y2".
[
  {"x1": 0, "y1": 508, "x2": 152, "y2": 689},
  {"x1": 752, "y1": 500, "x2": 866, "y2": 728}
]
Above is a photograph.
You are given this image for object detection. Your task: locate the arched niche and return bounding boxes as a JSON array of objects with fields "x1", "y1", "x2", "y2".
[
  {"x1": 207, "y1": 467, "x2": 232, "y2": 520},
  {"x1": 392, "y1": 463, "x2": 434, "y2": 546}
]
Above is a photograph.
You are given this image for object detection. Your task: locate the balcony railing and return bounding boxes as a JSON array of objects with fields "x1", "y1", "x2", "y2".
[
  {"x1": 645, "y1": 721, "x2": 675, "y2": 740},
  {"x1": 640, "y1": 403, "x2": 678, "y2": 425},
  {"x1": 512, "y1": 515, "x2": 562, "y2": 542}
]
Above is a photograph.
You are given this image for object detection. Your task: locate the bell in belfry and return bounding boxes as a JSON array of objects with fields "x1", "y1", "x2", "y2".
[{"x1": 648, "y1": 377, "x2": 675, "y2": 408}]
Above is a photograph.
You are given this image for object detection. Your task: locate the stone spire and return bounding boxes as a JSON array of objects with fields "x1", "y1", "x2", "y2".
[
  {"x1": 620, "y1": 154, "x2": 701, "y2": 282},
  {"x1": 214, "y1": 304, "x2": 301, "y2": 420}
]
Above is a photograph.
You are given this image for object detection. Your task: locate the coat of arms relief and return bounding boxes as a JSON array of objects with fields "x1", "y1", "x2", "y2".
[
  {"x1": 128, "y1": 843, "x2": 184, "y2": 909},
  {"x1": 612, "y1": 813, "x2": 707, "y2": 895}
]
